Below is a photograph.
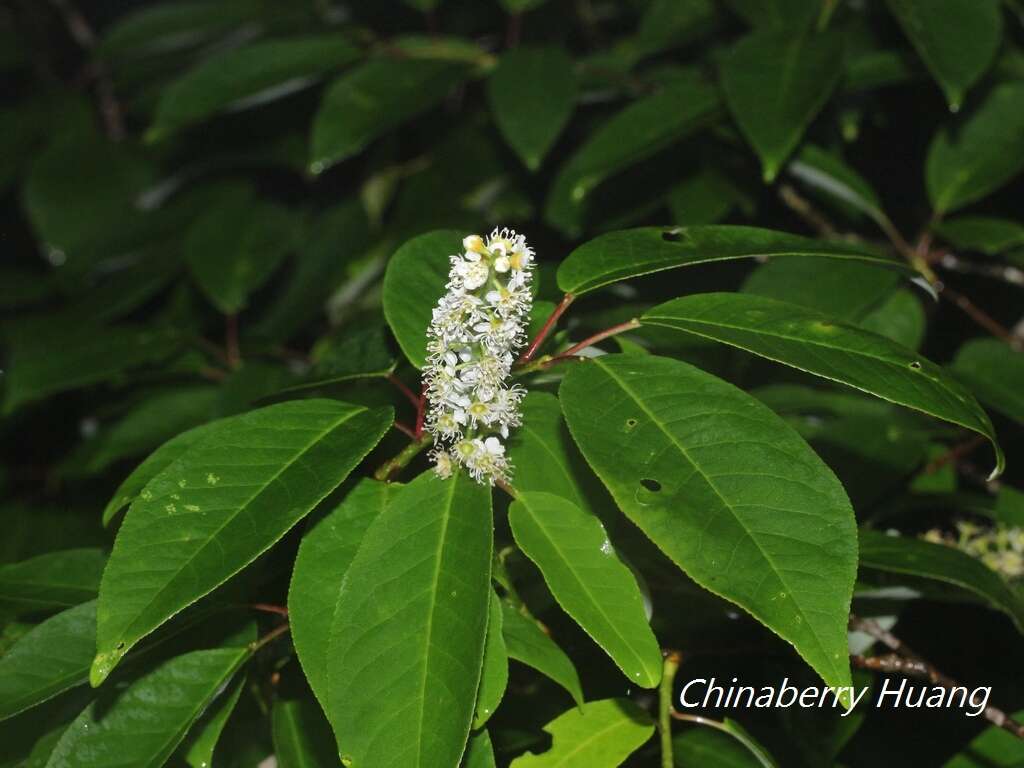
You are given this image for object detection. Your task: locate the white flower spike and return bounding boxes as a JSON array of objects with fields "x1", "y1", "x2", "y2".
[{"x1": 424, "y1": 228, "x2": 535, "y2": 484}]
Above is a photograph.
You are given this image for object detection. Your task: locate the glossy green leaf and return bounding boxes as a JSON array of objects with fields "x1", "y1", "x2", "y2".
[
  {"x1": 742, "y1": 257, "x2": 901, "y2": 321},
  {"x1": 0, "y1": 601, "x2": 95, "y2": 721},
  {"x1": 858, "y1": 529, "x2": 1024, "y2": 632},
  {"x1": 101, "y1": 415, "x2": 243, "y2": 527},
  {"x1": 560, "y1": 354, "x2": 857, "y2": 696},
  {"x1": 545, "y1": 74, "x2": 720, "y2": 236},
  {"x1": 933, "y1": 216, "x2": 1024, "y2": 256},
  {"x1": 787, "y1": 144, "x2": 885, "y2": 224},
  {"x1": 886, "y1": 0, "x2": 1002, "y2": 109},
  {"x1": 674, "y1": 718, "x2": 777, "y2": 768},
  {"x1": 950, "y1": 339, "x2": 1024, "y2": 425},
  {"x1": 181, "y1": 674, "x2": 245, "y2": 768},
  {"x1": 926, "y1": 83, "x2": 1024, "y2": 214},
  {"x1": 642, "y1": 293, "x2": 1004, "y2": 478},
  {"x1": 499, "y1": 0, "x2": 551, "y2": 11},
  {"x1": 185, "y1": 186, "x2": 302, "y2": 314},
  {"x1": 0, "y1": 550, "x2": 105, "y2": 615},
  {"x1": 474, "y1": 592, "x2": 508, "y2": 729},
  {"x1": 93, "y1": 399, "x2": 393, "y2": 684},
  {"x1": 46, "y1": 647, "x2": 248, "y2": 768},
  {"x1": 556, "y1": 225, "x2": 914, "y2": 297},
  {"x1": 311, "y1": 58, "x2": 469, "y2": 173},
  {"x1": 500, "y1": 602, "x2": 584, "y2": 707},
  {"x1": 509, "y1": 492, "x2": 661, "y2": 688},
  {"x1": 272, "y1": 698, "x2": 338, "y2": 768},
  {"x1": 668, "y1": 169, "x2": 745, "y2": 227},
  {"x1": 289, "y1": 479, "x2": 395, "y2": 709},
  {"x1": 382, "y1": 229, "x2": 463, "y2": 369},
  {"x1": 509, "y1": 698, "x2": 654, "y2": 767},
  {"x1": 488, "y1": 47, "x2": 576, "y2": 171},
  {"x1": 506, "y1": 393, "x2": 588, "y2": 506},
  {"x1": 2, "y1": 323, "x2": 179, "y2": 415},
  {"x1": 463, "y1": 731, "x2": 497, "y2": 768},
  {"x1": 673, "y1": 729, "x2": 764, "y2": 768},
  {"x1": 859, "y1": 289, "x2": 926, "y2": 350},
  {"x1": 943, "y1": 709, "x2": 1024, "y2": 767},
  {"x1": 148, "y1": 36, "x2": 360, "y2": 139},
  {"x1": 327, "y1": 471, "x2": 492, "y2": 768},
  {"x1": 720, "y1": 26, "x2": 844, "y2": 182}
]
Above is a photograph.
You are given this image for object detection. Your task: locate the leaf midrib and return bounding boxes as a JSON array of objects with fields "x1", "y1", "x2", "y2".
[
  {"x1": 111, "y1": 405, "x2": 365, "y2": 651},
  {"x1": 642, "y1": 309, "x2": 985, "y2": 434},
  {"x1": 515, "y1": 499, "x2": 651, "y2": 684},
  {"x1": 593, "y1": 359, "x2": 839, "y2": 682}
]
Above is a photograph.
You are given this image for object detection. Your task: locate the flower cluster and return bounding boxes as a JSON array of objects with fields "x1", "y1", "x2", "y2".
[
  {"x1": 922, "y1": 520, "x2": 1024, "y2": 579},
  {"x1": 424, "y1": 228, "x2": 535, "y2": 484}
]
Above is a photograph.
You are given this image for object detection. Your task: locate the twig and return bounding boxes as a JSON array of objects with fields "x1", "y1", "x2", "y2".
[
  {"x1": 251, "y1": 603, "x2": 288, "y2": 617},
  {"x1": 849, "y1": 615, "x2": 1024, "y2": 739},
  {"x1": 923, "y1": 435, "x2": 984, "y2": 475},
  {"x1": 660, "y1": 651, "x2": 682, "y2": 768},
  {"x1": 414, "y1": 386, "x2": 427, "y2": 438},
  {"x1": 48, "y1": 0, "x2": 124, "y2": 141},
  {"x1": 225, "y1": 314, "x2": 242, "y2": 368},
  {"x1": 938, "y1": 252, "x2": 1024, "y2": 287},
  {"x1": 249, "y1": 623, "x2": 291, "y2": 653},
  {"x1": 393, "y1": 421, "x2": 417, "y2": 439},
  {"x1": 521, "y1": 318, "x2": 641, "y2": 373},
  {"x1": 388, "y1": 374, "x2": 421, "y2": 411},
  {"x1": 941, "y1": 285, "x2": 1022, "y2": 351},
  {"x1": 373, "y1": 434, "x2": 431, "y2": 481},
  {"x1": 778, "y1": 185, "x2": 837, "y2": 238},
  {"x1": 506, "y1": 12, "x2": 522, "y2": 48},
  {"x1": 520, "y1": 293, "x2": 575, "y2": 363}
]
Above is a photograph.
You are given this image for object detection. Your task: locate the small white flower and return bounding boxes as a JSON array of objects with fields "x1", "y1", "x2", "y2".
[{"x1": 423, "y1": 228, "x2": 535, "y2": 484}]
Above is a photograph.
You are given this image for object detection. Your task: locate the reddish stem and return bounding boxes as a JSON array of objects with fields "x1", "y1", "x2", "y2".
[
  {"x1": 251, "y1": 603, "x2": 288, "y2": 617},
  {"x1": 388, "y1": 374, "x2": 421, "y2": 411},
  {"x1": 520, "y1": 293, "x2": 575, "y2": 363},
  {"x1": 225, "y1": 314, "x2": 241, "y2": 369},
  {"x1": 394, "y1": 421, "x2": 417, "y2": 439},
  {"x1": 414, "y1": 386, "x2": 427, "y2": 438},
  {"x1": 542, "y1": 319, "x2": 641, "y2": 368}
]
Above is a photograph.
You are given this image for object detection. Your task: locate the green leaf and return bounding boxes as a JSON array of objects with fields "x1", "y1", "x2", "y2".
[
  {"x1": 0, "y1": 550, "x2": 105, "y2": 616},
  {"x1": 474, "y1": 592, "x2": 508, "y2": 729},
  {"x1": 303, "y1": 324, "x2": 398, "y2": 387},
  {"x1": 950, "y1": 339, "x2": 1024, "y2": 425},
  {"x1": 886, "y1": 0, "x2": 1002, "y2": 109},
  {"x1": 943, "y1": 709, "x2": 1024, "y2": 767},
  {"x1": 500, "y1": 601, "x2": 584, "y2": 707},
  {"x1": 311, "y1": 58, "x2": 469, "y2": 174},
  {"x1": 858, "y1": 289, "x2": 926, "y2": 351},
  {"x1": 667, "y1": 169, "x2": 746, "y2": 227},
  {"x1": 101, "y1": 415, "x2": 243, "y2": 527},
  {"x1": 509, "y1": 699, "x2": 654, "y2": 767},
  {"x1": 506, "y1": 393, "x2": 588, "y2": 506},
  {"x1": 560, "y1": 354, "x2": 858, "y2": 696},
  {"x1": 858, "y1": 529, "x2": 1024, "y2": 632},
  {"x1": 185, "y1": 186, "x2": 302, "y2": 314},
  {"x1": 674, "y1": 719, "x2": 777, "y2": 768},
  {"x1": 46, "y1": 647, "x2": 248, "y2": 768},
  {"x1": 181, "y1": 674, "x2": 245, "y2": 768},
  {"x1": 642, "y1": 293, "x2": 1004, "y2": 478},
  {"x1": 787, "y1": 144, "x2": 886, "y2": 225},
  {"x1": 934, "y1": 216, "x2": 1024, "y2": 256},
  {"x1": 499, "y1": 0, "x2": 551, "y2": 11},
  {"x1": 382, "y1": 229, "x2": 463, "y2": 369},
  {"x1": 288, "y1": 479, "x2": 395, "y2": 710},
  {"x1": 545, "y1": 74, "x2": 720, "y2": 236},
  {"x1": 463, "y1": 731, "x2": 497, "y2": 768},
  {"x1": 147, "y1": 35, "x2": 360, "y2": 139},
  {"x1": 0, "y1": 601, "x2": 95, "y2": 721},
  {"x1": 673, "y1": 729, "x2": 764, "y2": 768},
  {"x1": 488, "y1": 47, "x2": 576, "y2": 171},
  {"x1": 556, "y1": 225, "x2": 915, "y2": 297},
  {"x1": 327, "y1": 471, "x2": 493, "y2": 768},
  {"x1": 272, "y1": 698, "x2": 338, "y2": 768},
  {"x1": 720, "y1": 26, "x2": 844, "y2": 182},
  {"x1": 509, "y1": 492, "x2": 661, "y2": 688},
  {"x1": 926, "y1": 83, "x2": 1024, "y2": 214},
  {"x1": 93, "y1": 399, "x2": 393, "y2": 684},
  {"x1": 2, "y1": 323, "x2": 180, "y2": 415}
]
